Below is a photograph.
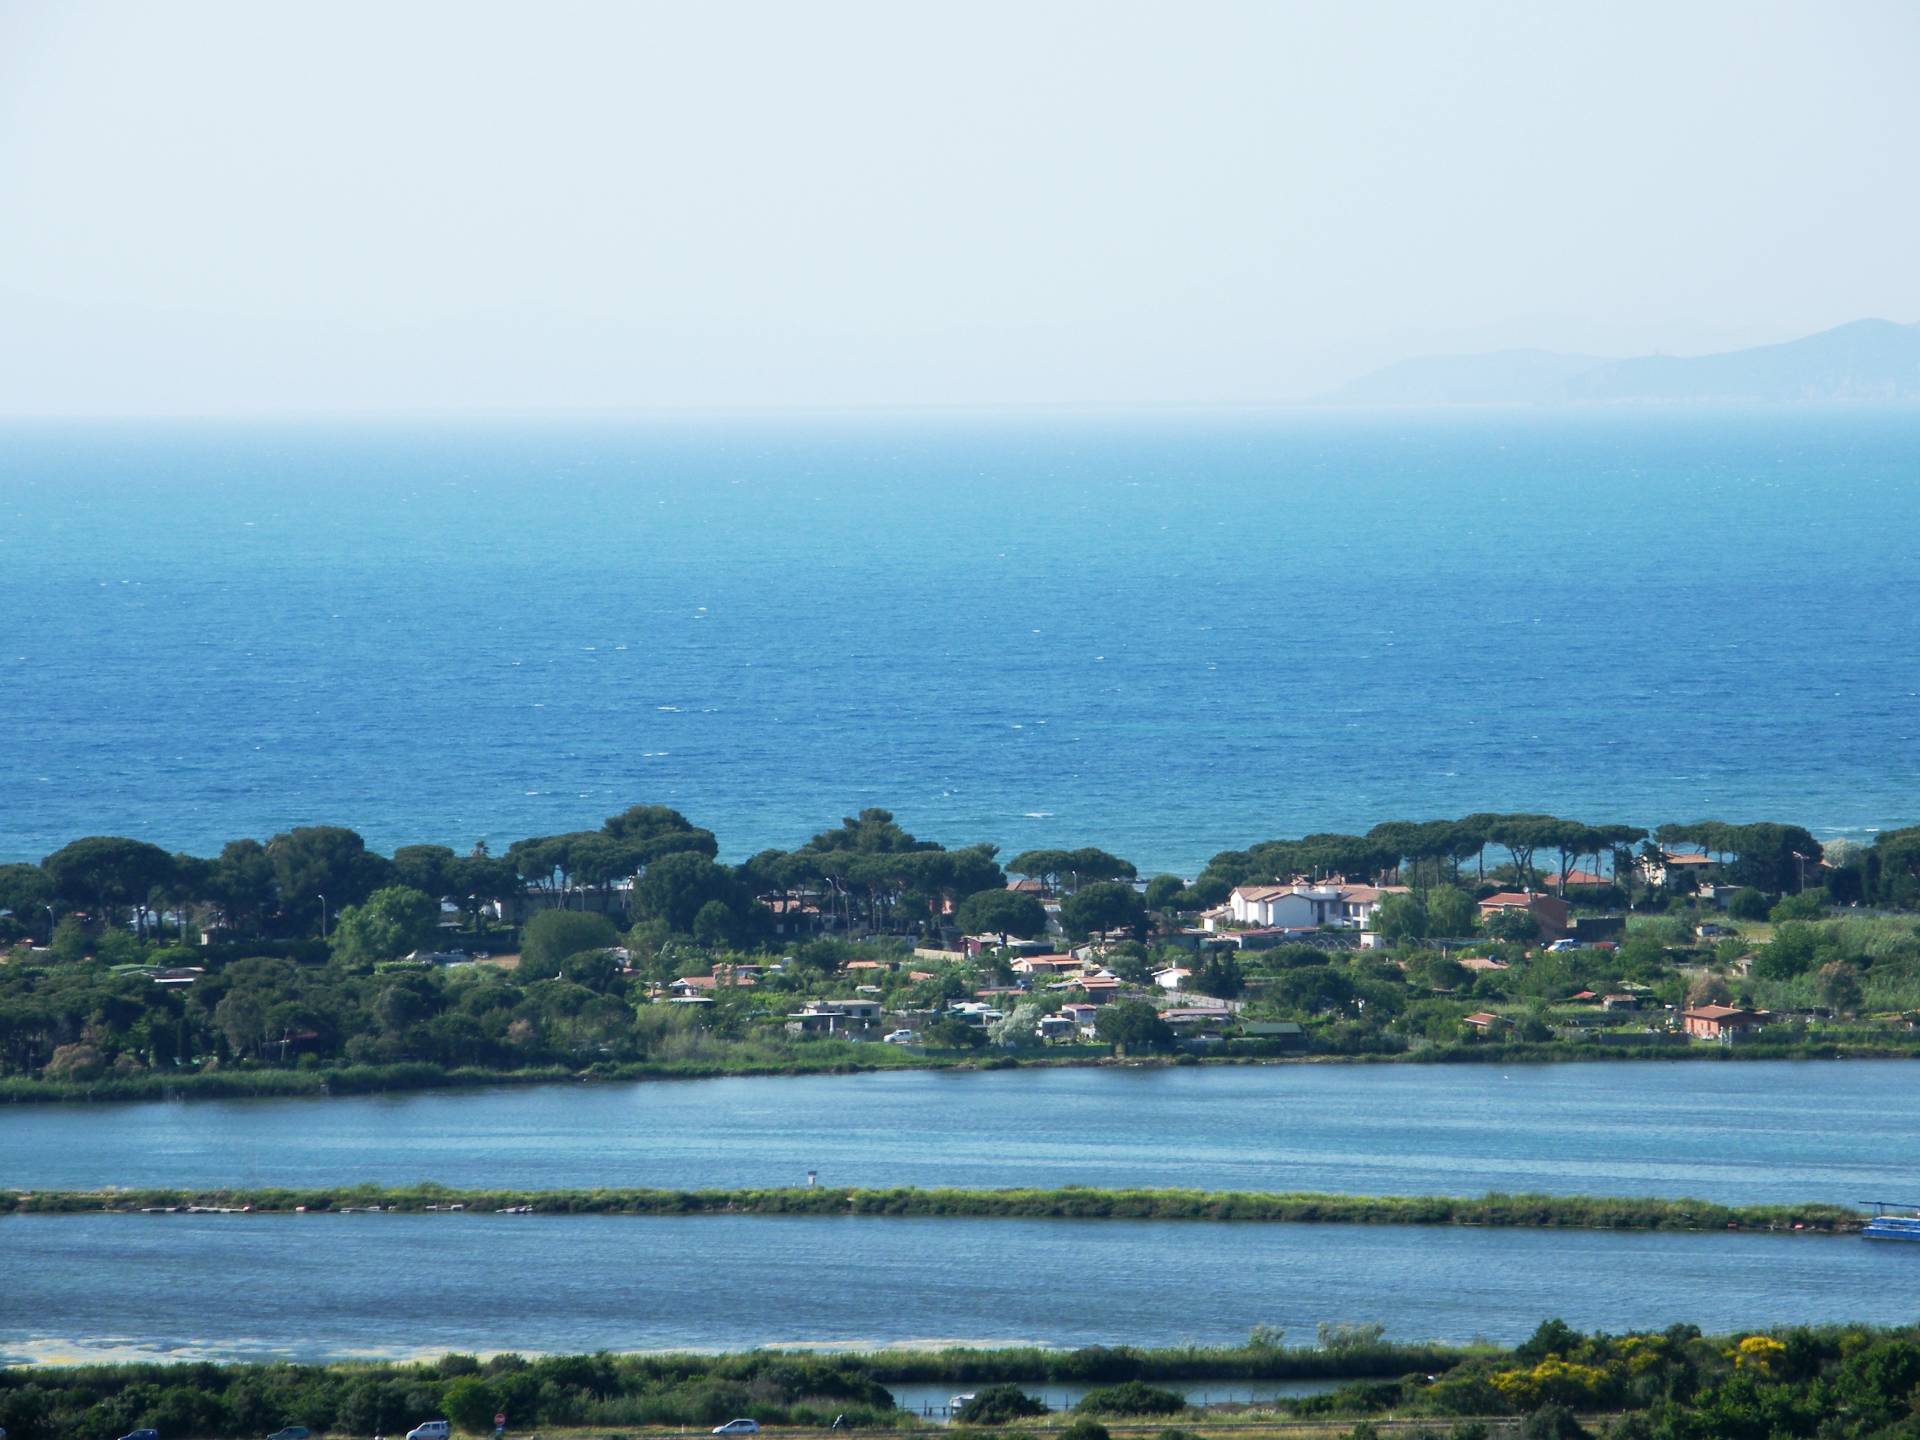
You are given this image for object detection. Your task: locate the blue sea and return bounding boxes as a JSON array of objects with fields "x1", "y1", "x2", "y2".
[{"x1": 2, "y1": 408, "x2": 1916, "y2": 873}]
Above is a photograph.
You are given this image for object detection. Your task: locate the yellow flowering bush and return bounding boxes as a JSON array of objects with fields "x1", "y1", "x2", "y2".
[{"x1": 1489, "y1": 1357, "x2": 1610, "y2": 1409}]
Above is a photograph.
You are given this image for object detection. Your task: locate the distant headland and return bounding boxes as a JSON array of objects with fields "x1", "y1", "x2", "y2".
[{"x1": 1324, "y1": 317, "x2": 1920, "y2": 405}]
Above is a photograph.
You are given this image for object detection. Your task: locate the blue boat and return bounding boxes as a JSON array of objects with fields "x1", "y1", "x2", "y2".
[
  {"x1": 1860, "y1": 1202, "x2": 1920, "y2": 1242},
  {"x1": 1863, "y1": 1217, "x2": 1920, "y2": 1242}
]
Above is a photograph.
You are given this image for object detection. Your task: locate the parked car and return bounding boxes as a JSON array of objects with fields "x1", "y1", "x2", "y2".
[
  {"x1": 266, "y1": 1429, "x2": 310, "y2": 1440},
  {"x1": 407, "y1": 1423, "x2": 451, "y2": 1440},
  {"x1": 1545, "y1": 939, "x2": 1582, "y2": 952},
  {"x1": 119, "y1": 1430, "x2": 159, "y2": 1440},
  {"x1": 712, "y1": 1422, "x2": 761, "y2": 1435},
  {"x1": 882, "y1": 1029, "x2": 919, "y2": 1045}
]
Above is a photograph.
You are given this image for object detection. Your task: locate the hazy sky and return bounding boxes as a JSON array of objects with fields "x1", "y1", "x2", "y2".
[{"x1": 2, "y1": 0, "x2": 1916, "y2": 413}]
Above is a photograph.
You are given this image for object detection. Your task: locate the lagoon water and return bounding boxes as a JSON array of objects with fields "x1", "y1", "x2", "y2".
[
  {"x1": 4, "y1": 410, "x2": 1919, "y2": 872},
  {"x1": 6, "y1": 1062, "x2": 1920, "y2": 1203},
  {"x1": 3, "y1": 1211, "x2": 1915, "y2": 1365}
]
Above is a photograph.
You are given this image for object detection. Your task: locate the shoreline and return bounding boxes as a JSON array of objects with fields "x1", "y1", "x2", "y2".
[
  {"x1": 5, "y1": 1038, "x2": 1919, "y2": 1106},
  {"x1": 0, "y1": 1183, "x2": 1867, "y2": 1234}
]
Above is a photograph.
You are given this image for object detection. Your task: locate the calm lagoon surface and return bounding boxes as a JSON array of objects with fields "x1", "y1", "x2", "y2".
[
  {"x1": 3, "y1": 411, "x2": 1918, "y2": 872},
  {"x1": 2, "y1": 1212, "x2": 1914, "y2": 1365},
  {"x1": 7, "y1": 1061, "x2": 1919, "y2": 1202}
]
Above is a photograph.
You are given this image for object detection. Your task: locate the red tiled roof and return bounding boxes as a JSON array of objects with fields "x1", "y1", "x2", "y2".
[
  {"x1": 1683, "y1": 1004, "x2": 1765, "y2": 1021},
  {"x1": 1543, "y1": 870, "x2": 1608, "y2": 887},
  {"x1": 1337, "y1": 884, "x2": 1411, "y2": 904}
]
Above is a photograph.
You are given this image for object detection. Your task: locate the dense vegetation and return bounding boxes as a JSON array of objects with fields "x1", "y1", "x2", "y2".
[
  {"x1": 0, "y1": 1334, "x2": 1473, "y2": 1440},
  {"x1": 1302, "y1": 1317, "x2": 1920, "y2": 1440},
  {"x1": 15, "y1": 1322, "x2": 1920, "y2": 1440},
  {"x1": 1, "y1": 1184, "x2": 1864, "y2": 1234},
  {"x1": 4, "y1": 804, "x2": 1919, "y2": 1096}
]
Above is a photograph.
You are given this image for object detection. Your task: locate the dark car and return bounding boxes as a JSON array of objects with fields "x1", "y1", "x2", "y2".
[
  {"x1": 120, "y1": 1430, "x2": 160, "y2": 1440},
  {"x1": 266, "y1": 1429, "x2": 311, "y2": 1440}
]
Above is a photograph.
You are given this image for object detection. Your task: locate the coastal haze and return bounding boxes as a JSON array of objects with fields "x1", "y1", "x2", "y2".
[{"x1": 2, "y1": 2, "x2": 1917, "y2": 413}]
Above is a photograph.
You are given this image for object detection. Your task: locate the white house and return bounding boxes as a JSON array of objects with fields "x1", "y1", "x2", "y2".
[
  {"x1": 1333, "y1": 883, "x2": 1409, "y2": 928},
  {"x1": 1227, "y1": 883, "x2": 1340, "y2": 928},
  {"x1": 1059, "y1": 1001, "x2": 1101, "y2": 1037},
  {"x1": 783, "y1": 997, "x2": 885, "y2": 1036},
  {"x1": 1219, "y1": 881, "x2": 1410, "y2": 934},
  {"x1": 1152, "y1": 966, "x2": 1192, "y2": 991},
  {"x1": 947, "y1": 1001, "x2": 1005, "y2": 1028}
]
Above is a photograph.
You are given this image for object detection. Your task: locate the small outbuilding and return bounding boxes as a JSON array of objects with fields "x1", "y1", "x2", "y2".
[{"x1": 1680, "y1": 1004, "x2": 1768, "y2": 1041}]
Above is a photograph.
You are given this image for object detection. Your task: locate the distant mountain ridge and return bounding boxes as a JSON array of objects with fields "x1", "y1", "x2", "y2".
[{"x1": 1325, "y1": 319, "x2": 1920, "y2": 405}]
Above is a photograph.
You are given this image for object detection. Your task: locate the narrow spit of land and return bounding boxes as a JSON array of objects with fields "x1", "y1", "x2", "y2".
[
  {"x1": 13, "y1": 1037, "x2": 1920, "y2": 1107},
  {"x1": 0, "y1": 1184, "x2": 1867, "y2": 1232}
]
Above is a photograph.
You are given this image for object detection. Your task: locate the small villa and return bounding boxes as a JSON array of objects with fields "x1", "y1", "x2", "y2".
[
  {"x1": 1213, "y1": 879, "x2": 1412, "y2": 935},
  {"x1": 1476, "y1": 890, "x2": 1574, "y2": 941},
  {"x1": 1010, "y1": 954, "x2": 1085, "y2": 976},
  {"x1": 1681, "y1": 1004, "x2": 1768, "y2": 1041}
]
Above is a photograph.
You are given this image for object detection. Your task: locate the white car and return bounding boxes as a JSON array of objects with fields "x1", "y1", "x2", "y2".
[
  {"x1": 882, "y1": 1029, "x2": 919, "y2": 1045},
  {"x1": 406, "y1": 1424, "x2": 451, "y2": 1440},
  {"x1": 1545, "y1": 939, "x2": 1581, "y2": 952},
  {"x1": 712, "y1": 1422, "x2": 761, "y2": 1435}
]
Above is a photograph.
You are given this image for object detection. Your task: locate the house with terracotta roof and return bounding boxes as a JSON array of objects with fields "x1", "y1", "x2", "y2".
[
  {"x1": 1072, "y1": 973, "x2": 1123, "y2": 1003},
  {"x1": 1543, "y1": 869, "x2": 1610, "y2": 890},
  {"x1": 1681, "y1": 1004, "x2": 1768, "y2": 1041},
  {"x1": 668, "y1": 969, "x2": 759, "y2": 995},
  {"x1": 1462, "y1": 1011, "x2": 1513, "y2": 1034},
  {"x1": 759, "y1": 894, "x2": 830, "y2": 936},
  {"x1": 1638, "y1": 850, "x2": 1716, "y2": 889},
  {"x1": 1477, "y1": 890, "x2": 1573, "y2": 941}
]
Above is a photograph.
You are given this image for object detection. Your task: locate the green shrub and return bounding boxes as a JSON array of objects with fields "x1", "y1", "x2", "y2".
[
  {"x1": 956, "y1": 1386, "x2": 1048, "y2": 1424},
  {"x1": 1769, "y1": 893, "x2": 1825, "y2": 924},
  {"x1": 1076, "y1": 1381, "x2": 1186, "y2": 1416}
]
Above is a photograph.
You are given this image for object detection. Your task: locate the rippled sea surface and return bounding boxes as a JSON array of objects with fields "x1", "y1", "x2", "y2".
[{"x1": 3, "y1": 409, "x2": 1917, "y2": 871}]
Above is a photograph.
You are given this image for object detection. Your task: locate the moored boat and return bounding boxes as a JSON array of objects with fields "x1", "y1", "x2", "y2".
[{"x1": 1861, "y1": 1208, "x2": 1920, "y2": 1242}]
